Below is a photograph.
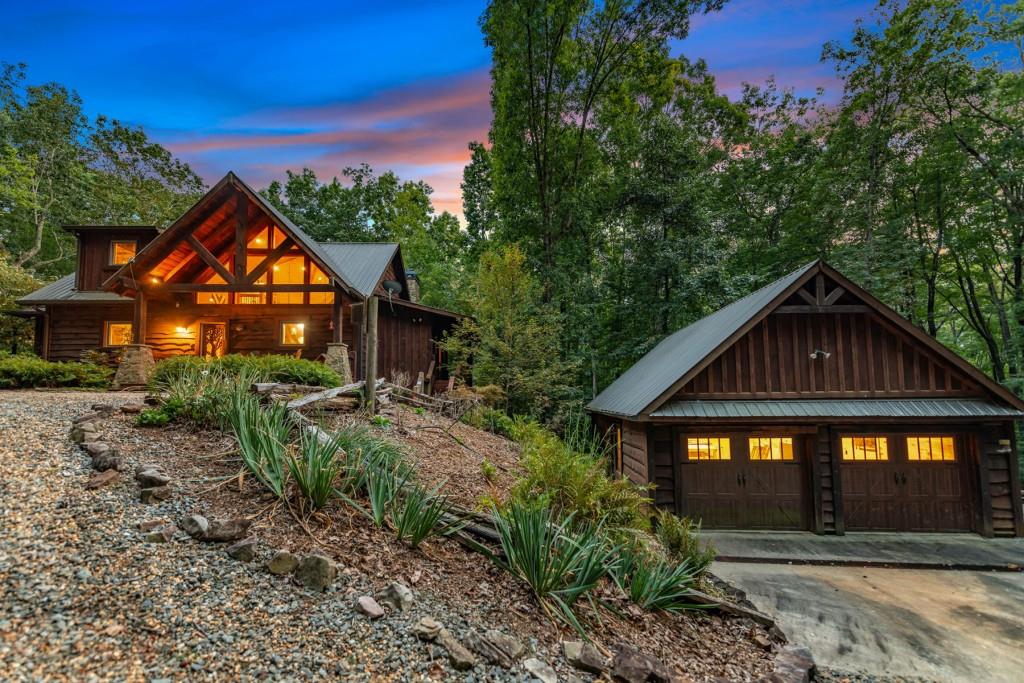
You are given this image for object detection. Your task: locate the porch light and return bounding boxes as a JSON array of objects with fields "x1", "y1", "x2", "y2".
[
  {"x1": 150, "y1": 276, "x2": 160, "y2": 284},
  {"x1": 175, "y1": 326, "x2": 189, "y2": 335}
]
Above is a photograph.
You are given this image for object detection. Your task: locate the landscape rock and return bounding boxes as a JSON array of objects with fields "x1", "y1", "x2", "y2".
[
  {"x1": 752, "y1": 631, "x2": 773, "y2": 651},
  {"x1": 267, "y1": 550, "x2": 299, "y2": 575},
  {"x1": 437, "y1": 628, "x2": 476, "y2": 670},
  {"x1": 226, "y1": 537, "x2": 257, "y2": 562},
  {"x1": 611, "y1": 643, "x2": 673, "y2": 683},
  {"x1": 759, "y1": 645, "x2": 815, "y2": 683},
  {"x1": 180, "y1": 514, "x2": 209, "y2": 539},
  {"x1": 467, "y1": 629, "x2": 526, "y2": 668},
  {"x1": 563, "y1": 640, "x2": 607, "y2": 674},
  {"x1": 139, "y1": 519, "x2": 166, "y2": 531},
  {"x1": 70, "y1": 424, "x2": 98, "y2": 443},
  {"x1": 355, "y1": 596, "x2": 385, "y2": 619},
  {"x1": 294, "y1": 554, "x2": 336, "y2": 591},
  {"x1": 135, "y1": 469, "x2": 171, "y2": 488},
  {"x1": 203, "y1": 517, "x2": 252, "y2": 542},
  {"x1": 144, "y1": 524, "x2": 177, "y2": 543},
  {"x1": 140, "y1": 486, "x2": 172, "y2": 504},
  {"x1": 136, "y1": 463, "x2": 166, "y2": 477},
  {"x1": 522, "y1": 657, "x2": 557, "y2": 683},
  {"x1": 90, "y1": 403, "x2": 115, "y2": 414},
  {"x1": 72, "y1": 411, "x2": 105, "y2": 425},
  {"x1": 379, "y1": 581, "x2": 414, "y2": 611},
  {"x1": 120, "y1": 403, "x2": 145, "y2": 414},
  {"x1": 91, "y1": 450, "x2": 123, "y2": 472},
  {"x1": 81, "y1": 441, "x2": 111, "y2": 457},
  {"x1": 413, "y1": 617, "x2": 443, "y2": 641},
  {"x1": 85, "y1": 469, "x2": 120, "y2": 490}
]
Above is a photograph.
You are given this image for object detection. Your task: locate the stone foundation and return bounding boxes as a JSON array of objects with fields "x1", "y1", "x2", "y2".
[
  {"x1": 324, "y1": 343, "x2": 353, "y2": 384},
  {"x1": 113, "y1": 344, "x2": 155, "y2": 388}
]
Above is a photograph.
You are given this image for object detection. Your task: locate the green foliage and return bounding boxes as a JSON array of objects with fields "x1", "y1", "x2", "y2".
[
  {"x1": 147, "y1": 363, "x2": 241, "y2": 429},
  {"x1": 509, "y1": 418, "x2": 651, "y2": 542},
  {"x1": 390, "y1": 482, "x2": 460, "y2": 548},
  {"x1": 135, "y1": 408, "x2": 171, "y2": 428},
  {"x1": 148, "y1": 354, "x2": 341, "y2": 390},
  {"x1": 609, "y1": 545, "x2": 701, "y2": 613},
  {"x1": 370, "y1": 414, "x2": 392, "y2": 429},
  {"x1": 288, "y1": 429, "x2": 346, "y2": 511},
  {"x1": 226, "y1": 390, "x2": 292, "y2": 499},
  {"x1": 0, "y1": 253, "x2": 42, "y2": 353},
  {"x1": 0, "y1": 354, "x2": 111, "y2": 388},
  {"x1": 480, "y1": 459, "x2": 498, "y2": 484},
  {"x1": 491, "y1": 501, "x2": 615, "y2": 633},
  {"x1": 462, "y1": 405, "x2": 515, "y2": 439},
  {"x1": 654, "y1": 510, "x2": 716, "y2": 574}
]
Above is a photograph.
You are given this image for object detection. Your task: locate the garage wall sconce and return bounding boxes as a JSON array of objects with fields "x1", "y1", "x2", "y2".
[{"x1": 809, "y1": 349, "x2": 831, "y2": 360}]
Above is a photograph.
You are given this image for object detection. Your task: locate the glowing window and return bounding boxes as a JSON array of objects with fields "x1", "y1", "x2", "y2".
[
  {"x1": 110, "y1": 240, "x2": 137, "y2": 265},
  {"x1": 197, "y1": 256, "x2": 232, "y2": 304},
  {"x1": 236, "y1": 292, "x2": 266, "y2": 305},
  {"x1": 748, "y1": 437, "x2": 794, "y2": 461},
  {"x1": 907, "y1": 436, "x2": 955, "y2": 461},
  {"x1": 247, "y1": 227, "x2": 269, "y2": 248},
  {"x1": 104, "y1": 322, "x2": 133, "y2": 346},
  {"x1": 309, "y1": 263, "x2": 333, "y2": 304},
  {"x1": 272, "y1": 226, "x2": 289, "y2": 248},
  {"x1": 841, "y1": 436, "x2": 889, "y2": 461},
  {"x1": 246, "y1": 254, "x2": 268, "y2": 285},
  {"x1": 309, "y1": 292, "x2": 335, "y2": 305},
  {"x1": 686, "y1": 437, "x2": 731, "y2": 461},
  {"x1": 281, "y1": 322, "x2": 305, "y2": 346}
]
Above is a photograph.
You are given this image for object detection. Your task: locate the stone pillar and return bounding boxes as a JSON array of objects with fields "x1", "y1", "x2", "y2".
[
  {"x1": 324, "y1": 343, "x2": 353, "y2": 385},
  {"x1": 114, "y1": 344, "x2": 155, "y2": 388}
]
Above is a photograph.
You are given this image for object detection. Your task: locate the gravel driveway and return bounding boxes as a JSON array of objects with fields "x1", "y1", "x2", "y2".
[{"x1": 0, "y1": 390, "x2": 546, "y2": 682}]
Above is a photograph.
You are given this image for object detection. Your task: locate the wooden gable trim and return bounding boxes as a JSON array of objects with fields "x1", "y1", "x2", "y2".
[
  {"x1": 244, "y1": 236, "x2": 297, "y2": 285},
  {"x1": 185, "y1": 234, "x2": 235, "y2": 283}
]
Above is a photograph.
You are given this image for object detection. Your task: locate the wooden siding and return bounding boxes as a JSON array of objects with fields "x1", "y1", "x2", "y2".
[
  {"x1": 650, "y1": 426, "x2": 675, "y2": 510},
  {"x1": 980, "y1": 425, "x2": 1023, "y2": 537},
  {"x1": 375, "y1": 303, "x2": 434, "y2": 381},
  {"x1": 621, "y1": 421, "x2": 648, "y2": 486},
  {"x1": 679, "y1": 311, "x2": 984, "y2": 399},
  {"x1": 818, "y1": 427, "x2": 837, "y2": 533},
  {"x1": 76, "y1": 229, "x2": 158, "y2": 291},
  {"x1": 47, "y1": 303, "x2": 133, "y2": 361}
]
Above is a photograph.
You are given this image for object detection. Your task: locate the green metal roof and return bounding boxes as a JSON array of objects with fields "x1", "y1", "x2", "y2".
[
  {"x1": 651, "y1": 398, "x2": 1024, "y2": 420},
  {"x1": 16, "y1": 273, "x2": 132, "y2": 305},
  {"x1": 588, "y1": 261, "x2": 818, "y2": 418},
  {"x1": 317, "y1": 242, "x2": 399, "y2": 298}
]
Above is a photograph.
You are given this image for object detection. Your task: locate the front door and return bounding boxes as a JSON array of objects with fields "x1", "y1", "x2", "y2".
[
  {"x1": 199, "y1": 322, "x2": 227, "y2": 358},
  {"x1": 840, "y1": 432, "x2": 972, "y2": 532},
  {"x1": 678, "y1": 433, "x2": 809, "y2": 530}
]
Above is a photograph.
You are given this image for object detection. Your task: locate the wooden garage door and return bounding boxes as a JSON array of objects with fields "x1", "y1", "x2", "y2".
[
  {"x1": 678, "y1": 434, "x2": 809, "y2": 530},
  {"x1": 840, "y1": 434, "x2": 972, "y2": 532}
]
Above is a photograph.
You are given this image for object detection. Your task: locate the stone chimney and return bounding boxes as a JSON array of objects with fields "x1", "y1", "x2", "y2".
[{"x1": 405, "y1": 271, "x2": 420, "y2": 303}]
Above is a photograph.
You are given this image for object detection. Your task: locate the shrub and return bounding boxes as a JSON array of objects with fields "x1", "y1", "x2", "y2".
[
  {"x1": 491, "y1": 501, "x2": 615, "y2": 632},
  {"x1": 509, "y1": 419, "x2": 651, "y2": 542},
  {"x1": 149, "y1": 364, "x2": 239, "y2": 428},
  {"x1": 654, "y1": 510, "x2": 716, "y2": 575},
  {"x1": 463, "y1": 406, "x2": 516, "y2": 438},
  {"x1": 136, "y1": 408, "x2": 171, "y2": 427},
  {"x1": 149, "y1": 353, "x2": 341, "y2": 390},
  {"x1": 610, "y1": 545, "x2": 701, "y2": 613},
  {"x1": 370, "y1": 415, "x2": 392, "y2": 429},
  {"x1": 289, "y1": 428, "x2": 346, "y2": 511},
  {"x1": 0, "y1": 355, "x2": 112, "y2": 389},
  {"x1": 226, "y1": 390, "x2": 292, "y2": 499},
  {"x1": 481, "y1": 459, "x2": 498, "y2": 483},
  {"x1": 391, "y1": 482, "x2": 460, "y2": 548}
]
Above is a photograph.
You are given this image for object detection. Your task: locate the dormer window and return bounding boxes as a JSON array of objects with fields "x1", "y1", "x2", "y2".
[{"x1": 110, "y1": 240, "x2": 137, "y2": 265}]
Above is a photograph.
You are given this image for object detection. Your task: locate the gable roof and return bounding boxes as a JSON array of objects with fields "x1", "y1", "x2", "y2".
[
  {"x1": 317, "y1": 242, "x2": 400, "y2": 298},
  {"x1": 17, "y1": 273, "x2": 131, "y2": 305},
  {"x1": 588, "y1": 260, "x2": 1024, "y2": 418}
]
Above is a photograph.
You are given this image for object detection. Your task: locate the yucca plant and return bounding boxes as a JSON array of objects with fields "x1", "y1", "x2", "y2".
[
  {"x1": 364, "y1": 459, "x2": 410, "y2": 527},
  {"x1": 391, "y1": 482, "x2": 462, "y2": 548},
  {"x1": 491, "y1": 501, "x2": 615, "y2": 633},
  {"x1": 610, "y1": 545, "x2": 701, "y2": 613},
  {"x1": 288, "y1": 427, "x2": 346, "y2": 511},
  {"x1": 227, "y1": 389, "x2": 291, "y2": 499}
]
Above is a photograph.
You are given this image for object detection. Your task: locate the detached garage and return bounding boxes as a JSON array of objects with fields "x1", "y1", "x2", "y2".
[{"x1": 589, "y1": 261, "x2": 1024, "y2": 537}]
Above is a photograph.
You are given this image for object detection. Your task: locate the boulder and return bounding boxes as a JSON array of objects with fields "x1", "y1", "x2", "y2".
[
  {"x1": 413, "y1": 617, "x2": 443, "y2": 642},
  {"x1": 760, "y1": 645, "x2": 815, "y2": 683},
  {"x1": 140, "y1": 486, "x2": 172, "y2": 504},
  {"x1": 203, "y1": 518, "x2": 252, "y2": 542},
  {"x1": 136, "y1": 463, "x2": 166, "y2": 477},
  {"x1": 267, "y1": 550, "x2": 299, "y2": 575},
  {"x1": 181, "y1": 514, "x2": 210, "y2": 539},
  {"x1": 90, "y1": 403, "x2": 115, "y2": 414},
  {"x1": 226, "y1": 537, "x2": 257, "y2": 562},
  {"x1": 523, "y1": 657, "x2": 557, "y2": 683},
  {"x1": 91, "y1": 450, "x2": 123, "y2": 472},
  {"x1": 70, "y1": 424, "x2": 98, "y2": 443},
  {"x1": 136, "y1": 469, "x2": 171, "y2": 488},
  {"x1": 144, "y1": 524, "x2": 177, "y2": 543},
  {"x1": 86, "y1": 469, "x2": 120, "y2": 490},
  {"x1": 437, "y1": 629, "x2": 476, "y2": 671},
  {"x1": 121, "y1": 403, "x2": 145, "y2": 414},
  {"x1": 379, "y1": 581, "x2": 414, "y2": 612},
  {"x1": 294, "y1": 554, "x2": 336, "y2": 591},
  {"x1": 611, "y1": 643, "x2": 673, "y2": 683},
  {"x1": 563, "y1": 640, "x2": 607, "y2": 675},
  {"x1": 355, "y1": 596, "x2": 385, "y2": 619},
  {"x1": 467, "y1": 629, "x2": 526, "y2": 669},
  {"x1": 81, "y1": 441, "x2": 111, "y2": 457}
]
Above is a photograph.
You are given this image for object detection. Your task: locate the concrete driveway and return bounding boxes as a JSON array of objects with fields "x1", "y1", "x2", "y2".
[{"x1": 714, "y1": 562, "x2": 1024, "y2": 682}]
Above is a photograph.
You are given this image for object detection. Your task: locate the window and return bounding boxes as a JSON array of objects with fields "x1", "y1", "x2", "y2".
[
  {"x1": 686, "y1": 437, "x2": 731, "y2": 461},
  {"x1": 237, "y1": 292, "x2": 266, "y2": 305},
  {"x1": 271, "y1": 255, "x2": 305, "y2": 304},
  {"x1": 748, "y1": 437, "x2": 794, "y2": 461},
  {"x1": 281, "y1": 322, "x2": 305, "y2": 346},
  {"x1": 104, "y1": 322, "x2": 133, "y2": 346},
  {"x1": 907, "y1": 436, "x2": 955, "y2": 461},
  {"x1": 841, "y1": 436, "x2": 889, "y2": 461},
  {"x1": 309, "y1": 263, "x2": 334, "y2": 304},
  {"x1": 110, "y1": 240, "x2": 137, "y2": 265},
  {"x1": 196, "y1": 259, "x2": 231, "y2": 304}
]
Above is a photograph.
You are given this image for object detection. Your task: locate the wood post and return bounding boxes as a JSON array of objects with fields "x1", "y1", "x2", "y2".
[
  {"x1": 234, "y1": 191, "x2": 248, "y2": 281},
  {"x1": 331, "y1": 290, "x2": 343, "y2": 343},
  {"x1": 132, "y1": 290, "x2": 147, "y2": 344},
  {"x1": 365, "y1": 296, "x2": 378, "y2": 414}
]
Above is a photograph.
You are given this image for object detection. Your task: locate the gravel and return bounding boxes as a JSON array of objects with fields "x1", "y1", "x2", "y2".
[{"x1": 0, "y1": 390, "x2": 553, "y2": 681}]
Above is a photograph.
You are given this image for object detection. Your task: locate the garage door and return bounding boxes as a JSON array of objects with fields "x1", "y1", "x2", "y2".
[
  {"x1": 840, "y1": 434, "x2": 972, "y2": 532},
  {"x1": 678, "y1": 434, "x2": 809, "y2": 530}
]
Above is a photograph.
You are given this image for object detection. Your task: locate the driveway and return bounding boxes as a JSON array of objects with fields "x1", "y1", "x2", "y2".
[{"x1": 714, "y1": 562, "x2": 1024, "y2": 682}]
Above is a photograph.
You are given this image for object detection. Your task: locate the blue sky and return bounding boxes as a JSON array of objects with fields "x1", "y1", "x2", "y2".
[{"x1": 2, "y1": 0, "x2": 879, "y2": 215}]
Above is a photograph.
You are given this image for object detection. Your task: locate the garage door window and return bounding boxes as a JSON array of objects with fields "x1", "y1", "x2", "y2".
[
  {"x1": 686, "y1": 437, "x2": 730, "y2": 460},
  {"x1": 748, "y1": 437, "x2": 793, "y2": 461},
  {"x1": 841, "y1": 436, "x2": 889, "y2": 461},
  {"x1": 907, "y1": 436, "x2": 955, "y2": 461}
]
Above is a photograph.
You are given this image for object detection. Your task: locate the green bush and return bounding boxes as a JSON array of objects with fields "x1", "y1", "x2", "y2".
[
  {"x1": 0, "y1": 355, "x2": 112, "y2": 389},
  {"x1": 136, "y1": 408, "x2": 171, "y2": 427},
  {"x1": 463, "y1": 406, "x2": 516, "y2": 439},
  {"x1": 148, "y1": 363, "x2": 240, "y2": 429},
  {"x1": 610, "y1": 545, "x2": 701, "y2": 613},
  {"x1": 654, "y1": 510, "x2": 716, "y2": 575},
  {"x1": 481, "y1": 459, "x2": 498, "y2": 483},
  {"x1": 226, "y1": 390, "x2": 292, "y2": 499},
  {"x1": 148, "y1": 353, "x2": 342, "y2": 390}
]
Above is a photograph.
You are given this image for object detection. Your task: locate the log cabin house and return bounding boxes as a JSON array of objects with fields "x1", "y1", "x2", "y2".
[
  {"x1": 589, "y1": 260, "x2": 1024, "y2": 537},
  {"x1": 16, "y1": 172, "x2": 463, "y2": 389}
]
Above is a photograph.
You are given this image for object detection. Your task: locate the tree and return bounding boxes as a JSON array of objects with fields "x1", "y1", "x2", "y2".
[{"x1": 0, "y1": 252, "x2": 41, "y2": 353}]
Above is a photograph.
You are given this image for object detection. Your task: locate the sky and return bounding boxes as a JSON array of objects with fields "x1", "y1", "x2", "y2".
[{"x1": 1, "y1": 0, "x2": 879, "y2": 217}]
